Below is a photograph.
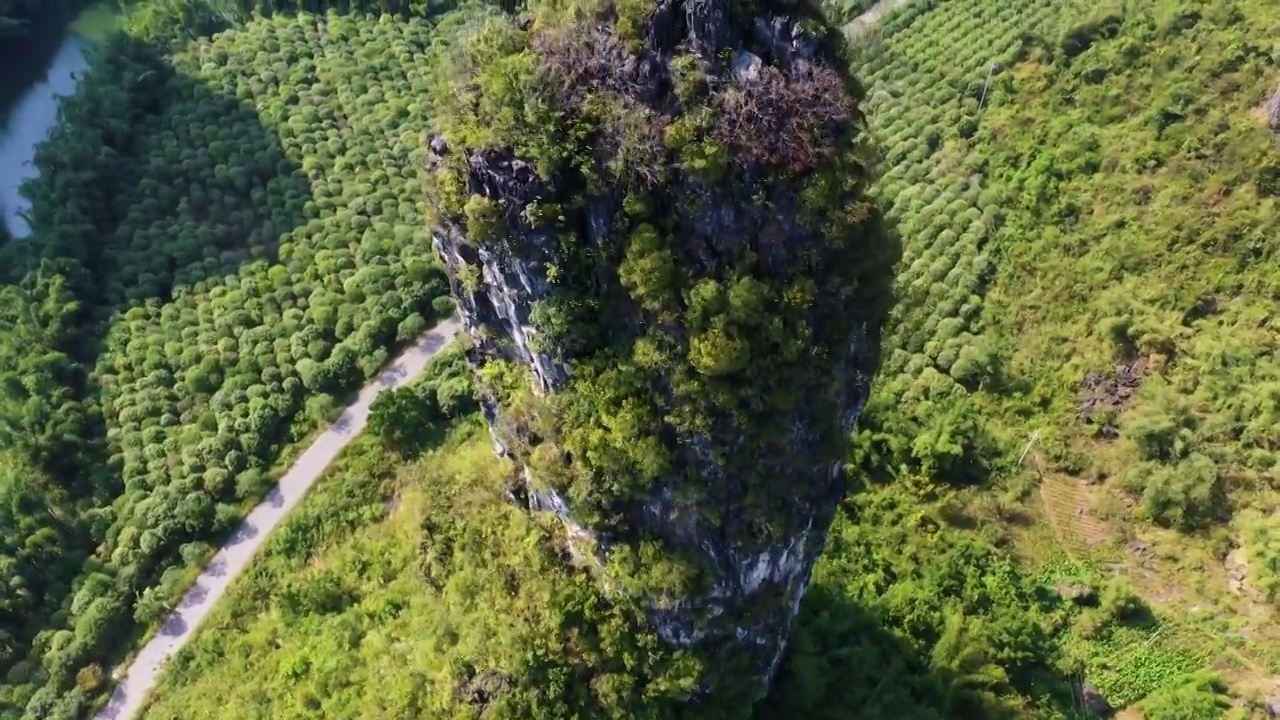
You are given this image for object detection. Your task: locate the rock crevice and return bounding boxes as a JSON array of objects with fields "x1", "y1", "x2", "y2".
[{"x1": 425, "y1": 0, "x2": 896, "y2": 705}]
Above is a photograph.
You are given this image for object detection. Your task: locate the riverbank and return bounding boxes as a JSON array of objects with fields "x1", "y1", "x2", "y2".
[
  {"x1": 0, "y1": 1, "x2": 120, "y2": 238},
  {"x1": 0, "y1": 33, "x2": 89, "y2": 238}
]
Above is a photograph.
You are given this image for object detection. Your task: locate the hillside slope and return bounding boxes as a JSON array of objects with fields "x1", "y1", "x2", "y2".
[
  {"x1": 836, "y1": 0, "x2": 1279, "y2": 712},
  {"x1": 0, "y1": 7, "x2": 453, "y2": 719}
]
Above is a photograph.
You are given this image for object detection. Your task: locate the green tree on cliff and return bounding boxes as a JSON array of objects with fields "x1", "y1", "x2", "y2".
[{"x1": 423, "y1": 0, "x2": 899, "y2": 714}]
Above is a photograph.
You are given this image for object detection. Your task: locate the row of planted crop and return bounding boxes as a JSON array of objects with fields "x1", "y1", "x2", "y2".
[{"x1": 855, "y1": 0, "x2": 1082, "y2": 395}]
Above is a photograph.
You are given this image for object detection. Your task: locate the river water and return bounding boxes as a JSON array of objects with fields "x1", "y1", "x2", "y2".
[{"x1": 0, "y1": 7, "x2": 94, "y2": 238}]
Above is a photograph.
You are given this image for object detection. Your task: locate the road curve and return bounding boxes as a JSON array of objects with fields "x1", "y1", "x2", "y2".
[{"x1": 93, "y1": 317, "x2": 465, "y2": 720}]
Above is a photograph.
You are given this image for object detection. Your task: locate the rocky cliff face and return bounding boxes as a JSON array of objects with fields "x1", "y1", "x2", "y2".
[{"x1": 424, "y1": 0, "x2": 896, "y2": 704}]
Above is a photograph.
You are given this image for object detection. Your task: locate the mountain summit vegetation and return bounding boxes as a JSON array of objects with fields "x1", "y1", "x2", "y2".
[{"x1": 421, "y1": 0, "x2": 897, "y2": 706}]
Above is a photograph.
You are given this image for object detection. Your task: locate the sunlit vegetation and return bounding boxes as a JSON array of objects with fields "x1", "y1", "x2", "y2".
[
  {"x1": 3, "y1": 0, "x2": 1279, "y2": 719},
  {"x1": 367, "y1": 342, "x2": 478, "y2": 454},
  {"x1": 0, "y1": 6, "x2": 452, "y2": 718},
  {"x1": 829, "y1": 0, "x2": 1280, "y2": 712},
  {"x1": 141, "y1": 415, "x2": 708, "y2": 720},
  {"x1": 133, "y1": 416, "x2": 1072, "y2": 720}
]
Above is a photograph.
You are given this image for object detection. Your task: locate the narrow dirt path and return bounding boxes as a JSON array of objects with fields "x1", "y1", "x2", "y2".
[{"x1": 93, "y1": 317, "x2": 465, "y2": 720}]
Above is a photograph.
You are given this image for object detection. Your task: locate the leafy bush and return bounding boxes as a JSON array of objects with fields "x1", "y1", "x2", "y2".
[
  {"x1": 1137, "y1": 671, "x2": 1231, "y2": 720},
  {"x1": 1130, "y1": 454, "x2": 1225, "y2": 531},
  {"x1": 1238, "y1": 510, "x2": 1280, "y2": 603},
  {"x1": 1058, "y1": 14, "x2": 1123, "y2": 59},
  {"x1": 368, "y1": 344, "x2": 475, "y2": 454}
]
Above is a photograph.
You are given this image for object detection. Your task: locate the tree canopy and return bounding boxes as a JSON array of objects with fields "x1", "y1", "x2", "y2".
[
  {"x1": 1, "y1": 0, "x2": 1278, "y2": 718},
  {"x1": 0, "y1": 8, "x2": 452, "y2": 718}
]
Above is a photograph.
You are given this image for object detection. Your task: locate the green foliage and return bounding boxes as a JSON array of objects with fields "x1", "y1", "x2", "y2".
[
  {"x1": 661, "y1": 108, "x2": 729, "y2": 180},
  {"x1": 0, "y1": 8, "x2": 453, "y2": 717},
  {"x1": 368, "y1": 344, "x2": 476, "y2": 454},
  {"x1": 142, "y1": 427, "x2": 707, "y2": 720},
  {"x1": 3, "y1": 1, "x2": 1276, "y2": 720},
  {"x1": 1130, "y1": 453, "x2": 1225, "y2": 531},
  {"x1": 1137, "y1": 671, "x2": 1232, "y2": 720},
  {"x1": 462, "y1": 194, "x2": 504, "y2": 244},
  {"x1": 617, "y1": 224, "x2": 677, "y2": 314},
  {"x1": 1097, "y1": 578, "x2": 1146, "y2": 623},
  {"x1": 819, "y1": 0, "x2": 879, "y2": 26},
  {"x1": 1057, "y1": 13, "x2": 1123, "y2": 59},
  {"x1": 1124, "y1": 379, "x2": 1199, "y2": 464},
  {"x1": 1075, "y1": 576, "x2": 1151, "y2": 638},
  {"x1": 1238, "y1": 510, "x2": 1280, "y2": 604},
  {"x1": 369, "y1": 386, "x2": 441, "y2": 452},
  {"x1": 613, "y1": 0, "x2": 653, "y2": 49},
  {"x1": 759, "y1": 482, "x2": 1067, "y2": 720},
  {"x1": 0, "y1": 454, "x2": 79, "y2": 648},
  {"x1": 828, "y1": 0, "x2": 1278, "y2": 714}
]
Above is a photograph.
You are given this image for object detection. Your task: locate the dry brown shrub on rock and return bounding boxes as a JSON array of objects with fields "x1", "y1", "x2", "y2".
[{"x1": 715, "y1": 64, "x2": 855, "y2": 173}]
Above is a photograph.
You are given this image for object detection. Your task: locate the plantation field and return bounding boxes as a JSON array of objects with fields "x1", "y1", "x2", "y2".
[
  {"x1": 0, "y1": 7, "x2": 453, "y2": 719},
  {"x1": 845, "y1": 0, "x2": 1280, "y2": 711}
]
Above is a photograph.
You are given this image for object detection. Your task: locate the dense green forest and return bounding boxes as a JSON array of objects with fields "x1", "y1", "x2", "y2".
[{"x1": 1, "y1": 0, "x2": 1277, "y2": 718}]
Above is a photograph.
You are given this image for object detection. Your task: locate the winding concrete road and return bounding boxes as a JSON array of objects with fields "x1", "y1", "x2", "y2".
[{"x1": 93, "y1": 317, "x2": 465, "y2": 720}]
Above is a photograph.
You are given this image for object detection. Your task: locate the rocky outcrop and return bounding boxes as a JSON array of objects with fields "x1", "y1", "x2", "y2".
[
  {"x1": 1079, "y1": 683, "x2": 1113, "y2": 718},
  {"x1": 424, "y1": 0, "x2": 895, "y2": 706}
]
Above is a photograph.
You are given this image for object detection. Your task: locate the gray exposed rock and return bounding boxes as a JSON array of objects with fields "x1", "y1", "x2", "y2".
[
  {"x1": 1077, "y1": 356, "x2": 1147, "y2": 434},
  {"x1": 1055, "y1": 581, "x2": 1096, "y2": 604},
  {"x1": 732, "y1": 50, "x2": 763, "y2": 83},
  {"x1": 1125, "y1": 539, "x2": 1152, "y2": 557},
  {"x1": 685, "y1": 0, "x2": 732, "y2": 55},
  {"x1": 1080, "y1": 683, "x2": 1112, "y2": 717},
  {"x1": 751, "y1": 15, "x2": 819, "y2": 72},
  {"x1": 429, "y1": 133, "x2": 873, "y2": 696},
  {"x1": 1268, "y1": 88, "x2": 1280, "y2": 133},
  {"x1": 424, "y1": 0, "x2": 884, "y2": 703}
]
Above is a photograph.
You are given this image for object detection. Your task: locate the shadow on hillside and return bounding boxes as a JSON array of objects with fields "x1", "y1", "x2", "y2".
[
  {"x1": 0, "y1": 30, "x2": 316, "y2": 720},
  {"x1": 755, "y1": 583, "x2": 952, "y2": 719},
  {"x1": 0, "y1": 2, "x2": 78, "y2": 118},
  {"x1": 755, "y1": 582, "x2": 1084, "y2": 720},
  {"x1": 10, "y1": 30, "x2": 315, "y2": 475}
]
